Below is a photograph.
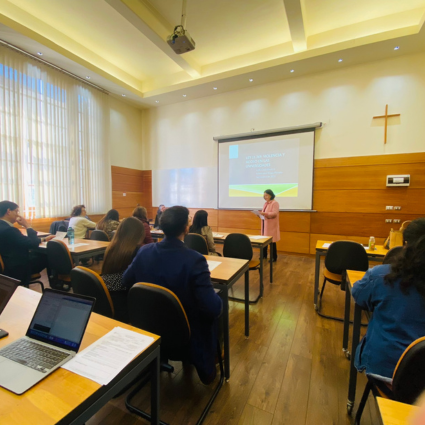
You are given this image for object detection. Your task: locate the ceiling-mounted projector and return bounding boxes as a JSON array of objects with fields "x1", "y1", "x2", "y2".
[{"x1": 167, "y1": 0, "x2": 195, "y2": 54}]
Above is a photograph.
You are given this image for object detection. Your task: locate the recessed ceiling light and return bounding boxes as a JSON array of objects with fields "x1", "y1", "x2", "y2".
[
  {"x1": 338, "y1": 59, "x2": 343, "y2": 62},
  {"x1": 37, "y1": 52, "x2": 43, "y2": 56},
  {"x1": 290, "y1": 69, "x2": 294, "y2": 73},
  {"x1": 85, "y1": 76, "x2": 90, "y2": 79},
  {"x1": 183, "y1": 94, "x2": 187, "y2": 97},
  {"x1": 394, "y1": 46, "x2": 400, "y2": 50},
  {"x1": 122, "y1": 94, "x2": 126, "y2": 97},
  {"x1": 155, "y1": 100, "x2": 159, "y2": 103},
  {"x1": 249, "y1": 78, "x2": 253, "y2": 82},
  {"x1": 213, "y1": 87, "x2": 217, "y2": 90}
]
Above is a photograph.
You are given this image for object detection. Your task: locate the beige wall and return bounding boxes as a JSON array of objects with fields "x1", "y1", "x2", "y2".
[
  {"x1": 142, "y1": 52, "x2": 425, "y2": 170},
  {"x1": 109, "y1": 96, "x2": 143, "y2": 170}
]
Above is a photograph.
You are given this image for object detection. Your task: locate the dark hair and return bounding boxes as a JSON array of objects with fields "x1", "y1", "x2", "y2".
[
  {"x1": 264, "y1": 189, "x2": 275, "y2": 200},
  {"x1": 189, "y1": 210, "x2": 208, "y2": 234},
  {"x1": 101, "y1": 217, "x2": 145, "y2": 275},
  {"x1": 0, "y1": 201, "x2": 18, "y2": 217},
  {"x1": 133, "y1": 206, "x2": 148, "y2": 222},
  {"x1": 97, "y1": 209, "x2": 119, "y2": 231},
  {"x1": 160, "y1": 206, "x2": 189, "y2": 238},
  {"x1": 385, "y1": 218, "x2": 425, "y2": 298},
  {"x1": 71, "y1": 204, "x2": 86, "y2": 217}
]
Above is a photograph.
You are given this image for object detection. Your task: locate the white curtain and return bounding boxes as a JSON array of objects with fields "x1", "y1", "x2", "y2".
[{"x1": 0, "y1": 45, "x2": 111, "y2": 218}]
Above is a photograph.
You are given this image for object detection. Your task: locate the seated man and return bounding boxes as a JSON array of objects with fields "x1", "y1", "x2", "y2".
[
  {"x1": 123, "y1": 206, "x2": 222, "y2": 384},
  {"x1": 0, "y1": 201, "x2": 54, "y2": 284}
]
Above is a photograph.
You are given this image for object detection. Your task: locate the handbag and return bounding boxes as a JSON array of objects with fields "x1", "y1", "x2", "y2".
[{"x1": 384, "y1": 221, "x2": 412, "y2": 249}]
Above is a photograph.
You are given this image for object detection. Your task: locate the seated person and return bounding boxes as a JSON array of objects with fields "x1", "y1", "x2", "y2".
[
  {"x1": 353, "y1": 218, "x2": 425, "y2": 383},
  {"x1": 68, "y1": 205, "x2": 96, "y2": 239},
  {"x1": 96, "y1": 209, "x2": 120, "y2": 239},
  {"x1": 123, "y1": 206, "x2": 222, "y2": 384},
  {"x1": 0, "y1": 200, "x2": 54, "y2": 284},
  {"x1": 101, "y1": 217, "x2": 145, "y2": 323},
  {"x1": 153, "y1": 204, "x2": 166, "y2": 229},
  {"x1": 189, "y1": 210, "x2": 219, "y2": 256},
  {"x1": 132, "y1": 206, "x2": 154, "y2": 245}
]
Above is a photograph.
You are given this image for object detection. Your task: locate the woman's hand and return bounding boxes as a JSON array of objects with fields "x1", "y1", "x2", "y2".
[{"x1": 262, "y1": 212, "x2": 269, "y2": 219}]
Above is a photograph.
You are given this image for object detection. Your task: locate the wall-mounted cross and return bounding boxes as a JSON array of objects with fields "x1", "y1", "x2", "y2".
[{"x1": 373, "y1": 104, "x2": 400, "y2": 144}]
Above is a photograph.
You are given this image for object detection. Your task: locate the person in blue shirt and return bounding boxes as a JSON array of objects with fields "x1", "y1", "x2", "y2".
[
  {"x1": 123, "y1": 205, "x2": 223, "y2": 384},
  {"x1": 353, "y1": 218, "x2": 425, "y2": 381}
]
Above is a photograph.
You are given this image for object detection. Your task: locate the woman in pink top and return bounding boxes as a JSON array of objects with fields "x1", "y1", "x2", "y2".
[{"x1": 261, "y1": 189, "x2": 280, "y2": 262}]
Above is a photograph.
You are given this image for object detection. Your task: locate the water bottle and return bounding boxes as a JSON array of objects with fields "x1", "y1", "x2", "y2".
[
  {"x1": 368, "y1": 236, "x2": 375, "y2": 251},
  {"x1": 67, "y1": 227, "x2": 75, "y2": 245}
]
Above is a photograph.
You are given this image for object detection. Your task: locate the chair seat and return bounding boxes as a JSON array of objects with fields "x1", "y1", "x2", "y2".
[
  {"x1": 30, "y1": 273, "x2": 41, "y2": 280},
  {"x1": 249, "y1": 260, "x2": 260, "y2": 269},
  {"x1": 323, "y1": 268, "x2": 343, "y2": 284}
]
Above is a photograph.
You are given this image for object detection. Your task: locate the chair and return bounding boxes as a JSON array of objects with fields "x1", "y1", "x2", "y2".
[
  {"x1": 58, "y1": 225, "x2": 67, "y2": 233},
  {"x1": 125, "y1": 283, "x2": 224, "y2": 425},
  {"x1": 46, "y1": 240, "x2": 74, "y2": 291},
  {"x1": 354, "y1": 337, "x2": 425, "y2": 424},
  {"x1": 317, "y1": 241, "x2": 369, "y2": 321},
  {"x1": 184, "y1": 233, "x2": 209, "y2": 255},
  {"x1": 90, "y1": 230, "x2": 109, "y2": 262},
  {"x1": 0, "y1": 254, "x2": 44, "y2": 293},
  {"x1": 383, "y1": 246, "x2": 403, "y2": 265},
  {"x1": 71, "y1": 266, "x2": 114, "y2": 318},
  {"x1": 223, "y1": 233, "x2": 261, "y2": 304}
]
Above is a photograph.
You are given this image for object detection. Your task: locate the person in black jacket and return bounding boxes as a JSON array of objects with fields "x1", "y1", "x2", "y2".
[{"x1": 0, "y1": 201, "x2": 54, "y2": 284}]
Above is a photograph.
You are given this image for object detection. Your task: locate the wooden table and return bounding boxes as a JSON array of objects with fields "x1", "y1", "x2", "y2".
[
  {"x1": 205, "y1": 255, "x2": 249, "y2": 380},
  {"x1": 19, "y1": 228, "x2": 51, "y2": 238},
  {"x1": 0, "y1": 286, "x2": 161, "y2": 425},
  {"x1": 152, "y1": 230, "x2": 273, "y2": 302},
  {"x1": 377, "y1": 397, "x2": 419, "y2": 425}
]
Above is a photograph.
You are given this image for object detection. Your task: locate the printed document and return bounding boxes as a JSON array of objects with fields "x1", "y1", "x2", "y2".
[
  {"x1": 251, "y1": 210, "x2": 265, "y2": 220},
  {"x1": 207, "y1": 260, "x2": 221, "y2": 272}
]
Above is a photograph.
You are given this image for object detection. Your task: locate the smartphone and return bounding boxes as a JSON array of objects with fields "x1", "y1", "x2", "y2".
[{"x1": 0, "y1": 329, "x2": 9, "y2": 339}]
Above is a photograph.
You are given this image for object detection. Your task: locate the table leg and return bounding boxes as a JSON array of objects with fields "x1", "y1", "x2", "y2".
[
  {"x1": 151, "y1": 348, "x2": 160, "y2": 425},
  {"x1": 259, "y1": 244, "x2": 264, "y2": 298},
  {"x1": 245, "y1": 270, "x2": 249, "y2": 338},
  {"x1": 343, "y1": 281, "x2": 351, "y2": 357},
  {"x1": 347, "y1": 303, "x2": 362, "y2": 415},
  {"x1": 222, "y1": 288, "x2": 231, "y2": 380},
  {"x1": 270, "y1": 242, "x2": 273, "y2": 283},
  {"x1": 314, "y1": 251, "x2": 321, "y2": 310}
]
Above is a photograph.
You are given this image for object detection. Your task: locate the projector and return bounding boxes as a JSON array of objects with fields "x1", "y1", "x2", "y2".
[{"x1": 167, "y1": 27, "x2": 195, "y2": 54}]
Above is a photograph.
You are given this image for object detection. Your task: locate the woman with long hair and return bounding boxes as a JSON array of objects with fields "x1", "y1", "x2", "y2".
[
  {"x1": 96, "y1": 209, "x2": 120, "y2": 239},
  {"x1": 353, "y1": 218, "x2": 425, "y2": 382},
  {"x1": 189, "y1": 210, "x2": 219, "y2": 256},
  {"x1": 132, "y1": 206, "x2": 154, "y2": 244},
  {"x1": 101, "y1": 217, "x2": 145, "y2": 322},
  {"x1": 154, "y1": 204, "x2": 166, "y2": 229}
]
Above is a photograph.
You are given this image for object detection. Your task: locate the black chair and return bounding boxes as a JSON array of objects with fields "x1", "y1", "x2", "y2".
[
  {"x1": 46, "y1": 240, "x2": 73, "y2": 291},
  {"x1": 58, "y1": 225, "x2": 67, "y2": 233},
  {"x1": 354, "y1": 336, "x2": 425, "y2": 424},
  {"x1": 223, "y1": 233, "x2": 261, "y2": 304},
  {"x1": 383, "y1": 246, "x2": 403, "y2": 265},
  {"x1": 317, "y1": 241, "x2": 369, "y2": 321},
  {"x1": 90, "y1": 230, "x2": 109, "y2": 262},
  {"x1": 71, "y1": 266, "x2": 114, "y2": 318},
  {"x1": 184, "y1": 233, "x2": 209, "y2": 255},
  {"x1": 125, "y1": 283, "x2": 224, "y2": 425}
]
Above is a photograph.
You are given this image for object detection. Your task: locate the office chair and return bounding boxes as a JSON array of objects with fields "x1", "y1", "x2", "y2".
[
  {"x1": 46, "y1": 240, "x2": 74, "y2": 291},
  {"x1": 223, "y1": 233, "x2": 261, "y2": 304},
  {"x1": 58, "y1": 225, "x2": 68, "y2": 233},
  {"x1": 184, "y1": 233, "x2": 209, "y2": 255},
  {"x1": 317, "y1": 241, "x2": 369, "y2": 321},
  {"x1": 71, "y1": 266, "x2": 114, "y2": 318},
  {"x1": 125, "y1": 283, "x2": 224, "y2": 425},
  {"x1": 383, "y1": 246, "x2": 403, "y2": 265},
  {"x1": 0, "y1": 254, "x2": 44, "y2": 293},
  {"x1": 90, "y1": 230, "x2": 110, "y2": 262},
  {"x1": 354, "y1": 336, "x2": 425, "y2": 424}
]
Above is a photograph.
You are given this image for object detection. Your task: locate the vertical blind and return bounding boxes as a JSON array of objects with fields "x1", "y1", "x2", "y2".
[{"x1": 0, "y1": 45, "x2": 111, "y2": 218}]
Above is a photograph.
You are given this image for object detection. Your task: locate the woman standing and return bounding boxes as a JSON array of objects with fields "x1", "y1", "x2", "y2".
[{"x1": 261, "y1": 189, "x2": 280, "y2": 262}]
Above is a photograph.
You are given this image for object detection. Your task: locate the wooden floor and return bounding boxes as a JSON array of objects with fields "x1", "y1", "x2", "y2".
[{"x1": 36, "y1": 251, "x2": 380, "y2": 425}]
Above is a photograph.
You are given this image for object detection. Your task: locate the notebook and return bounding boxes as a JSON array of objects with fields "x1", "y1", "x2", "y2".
[{"x1": 0, "y1": 288, "x2": 95, "y2": 394}]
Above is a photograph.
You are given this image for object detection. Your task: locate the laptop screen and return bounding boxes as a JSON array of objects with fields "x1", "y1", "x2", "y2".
[
  {"x1": 0, "y1": 275, "x2": 19, "y2": 315},
  {"x1": 26, "y1": 289, "x2": 95, "y2": 352}
]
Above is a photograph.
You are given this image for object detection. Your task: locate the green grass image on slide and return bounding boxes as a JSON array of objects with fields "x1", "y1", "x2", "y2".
[{"x1": 229, "y1": 184, "x2": 298, "y2": 195}]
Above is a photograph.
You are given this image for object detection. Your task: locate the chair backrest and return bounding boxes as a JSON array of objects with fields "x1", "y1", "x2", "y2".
[
  {"x1": 71, "y1": 266, "x2": 114, "y2": 318},
  {"x1": 392, "y1": 337, "x2": 425, "y2": 404},
  {"x1": 46, "y1": 240, "x2": 74, "y2": 275},
  {"x1": 0, "y1": 254, "x2": 4, "y2": 274},
  {"x1": 90, "y1": 230, "x2": 110, "y2": 241},
  {"x1": 383, "y1": 246, "x2": 403, "y2": 265},
  {"x1": 223, "y1": 233, "x2": 253, "y2": 261},
  {"x1": 325, "y1": 241, "x2": 369, "y2": 275},
  {"x1": 58, "y1": 225, "x2": 68, "y2": 232},
  {"x1": 184, "y1": 233, "x2": 209, "y2": 255},
  {"x1": 128, "y1": 283, "x2": 190, "y2": 356}
]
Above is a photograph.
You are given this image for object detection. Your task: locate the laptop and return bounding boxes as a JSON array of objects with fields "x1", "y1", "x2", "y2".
[
  {"x1": 0, "y1": 288, "x2": 95, "y2": 394},
  {"x1": 0, "y1": 275, "x2": 19, "y2": 316}
]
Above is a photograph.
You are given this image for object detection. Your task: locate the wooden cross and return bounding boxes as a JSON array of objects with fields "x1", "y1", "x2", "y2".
[{"x1": 373, "y1": 104, "x2": 400, "y2": 144}]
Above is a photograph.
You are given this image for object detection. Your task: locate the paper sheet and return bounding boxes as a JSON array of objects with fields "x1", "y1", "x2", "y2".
[
  {"x1": 150, "y1": 230, "x2": 163, "y2": 234},
  {"x1": 207, "y1": 260, "x2": 221, "y2": 272},
  {"x1": 213, "y1": 233, "x2": 224, "y2": 238},
  {"x1": 322, "y1": 243, "x2": 331, "y2": 248},
  {"x1": 62, "y1": 327, "x2": 155, "y2": 385},
  {"x1": 249, "y1": 236, "x2": 265, "y2": 240},
  {"x1": 251, "y1": 210, "x2": 265, "y2": 220},
  {"x1": 68, "y1": 243, "x2": 89, "y2": 249},
  {"x1": 53, "y1": 231, "x2": 67, "y2": 240}
]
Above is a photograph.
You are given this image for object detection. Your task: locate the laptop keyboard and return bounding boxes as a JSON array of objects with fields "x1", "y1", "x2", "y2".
[{"x1": 0, "y1": 339, "x2": 69, "y2": 373}]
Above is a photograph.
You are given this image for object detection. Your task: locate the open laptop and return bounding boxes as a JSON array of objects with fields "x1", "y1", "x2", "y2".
[
  {"x1": 0, "y1": 275, "x2": 19, "y2": 317},
  {"x1": 0, "y1": 288, "x2": 95, "y2": 394}
]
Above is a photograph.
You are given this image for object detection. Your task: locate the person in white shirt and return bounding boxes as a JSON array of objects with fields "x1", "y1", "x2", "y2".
[{"x1": 68, "y1": 205, "x2": 96, "y2": 239}]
